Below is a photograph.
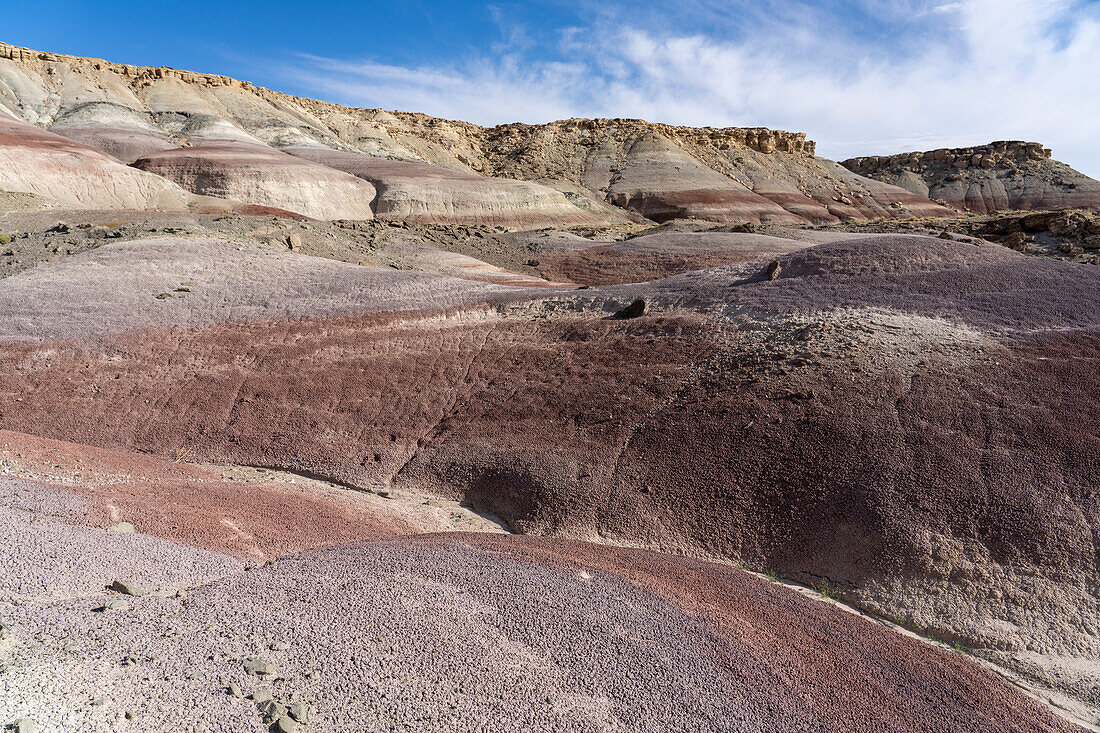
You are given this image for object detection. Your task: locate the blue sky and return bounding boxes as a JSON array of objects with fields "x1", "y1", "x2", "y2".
[{"x1": 3, "y1": 0, "x2": 1099, "y2": 176}]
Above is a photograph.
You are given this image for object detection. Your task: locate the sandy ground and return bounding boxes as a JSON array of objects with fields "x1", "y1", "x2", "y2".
[{"x1": 0, "y1": 473, "x2": 1081, "y2": 732}]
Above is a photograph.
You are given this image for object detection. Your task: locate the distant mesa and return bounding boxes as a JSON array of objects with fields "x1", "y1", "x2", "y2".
[{"x1": 842, "y1": 141, "x2": 1100, "y2": 214}]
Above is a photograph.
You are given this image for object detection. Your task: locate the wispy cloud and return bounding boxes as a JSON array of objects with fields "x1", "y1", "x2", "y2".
[
  {"x1": 291, "y1": 53, "x2": 599, "y2": 124},
  {"x1": 280, "y1": 0, "x2": 1100, "y2": 176}
]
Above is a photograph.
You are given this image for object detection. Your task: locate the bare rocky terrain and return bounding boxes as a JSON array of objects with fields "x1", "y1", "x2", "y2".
[{"x1": 1, "y1": 39, "x2": 1099, "y2": 733}]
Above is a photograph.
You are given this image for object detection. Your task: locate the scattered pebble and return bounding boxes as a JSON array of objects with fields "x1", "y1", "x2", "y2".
[
  {"x1": 96, "y1": 600, "x2": 128, "y2": 612},
  {"x1": 244, "y1": 657, "x2": 276, "y2": 676},
  {"x1": 271, "y1": 716, "x2": 298, "y2": 733},
  {"x1": 288, "y1": 701, "x2": 311, "y2": 724},
  {"x1": 258, "y1": 699, "x2": 287, "y2": 724},
  {"x1": 109, "y1": 579, "x2": 146, "y2": 597}
]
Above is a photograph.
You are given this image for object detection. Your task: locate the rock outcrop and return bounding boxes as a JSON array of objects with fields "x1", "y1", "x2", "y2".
[
  {"x1": 842, "y1": 141, "x2": 1100, "y2": 214},
  {"x1": 132, "y1": 142, "x2": 377, "y2": 220}
]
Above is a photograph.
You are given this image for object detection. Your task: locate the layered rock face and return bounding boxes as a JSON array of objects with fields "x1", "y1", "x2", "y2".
[
  {"x1": 471, "y1": 119, "x2": 954, "y2": 223},
  {"x1": 132, "y1": 142, "x2": 377, "y2": 220},
  {"x1": 0, "y1": 116, "x2": 194, "y2": 210},
  {"x1": 842, "y1": 141, "x2": 1100, "y2": 214},
  {"x1": 287, "y1": 148, "x2": 618, "y2": 228},
  {"x1": 0, "y1": 41, "x2": 953, "y2": 226}
]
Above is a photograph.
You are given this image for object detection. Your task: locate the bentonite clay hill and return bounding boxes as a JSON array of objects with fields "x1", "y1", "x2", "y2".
[
  {"x1": 0, "y1": 116, "x2": 196, "y2": 210},
  {"x1": 0, "y1": 41, "x2": 957, "y2": 225},
  {"x1": 842, "y1": 141, "x2": 1100, "y2": 214},
  {"x1": 0, "y1": 229, "x2": 1098, "y2": 730},
  {"x1": 131, "y1": 142, "x2": 379, "y2": 221},
  {"x1": 1, "y1": 37, "x2": 1100, "y2": 733}
]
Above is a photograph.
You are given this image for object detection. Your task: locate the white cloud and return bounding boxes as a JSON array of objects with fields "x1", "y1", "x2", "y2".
[{"x1": 282, "y1": 0, "x2": 1100, "y2": 177}]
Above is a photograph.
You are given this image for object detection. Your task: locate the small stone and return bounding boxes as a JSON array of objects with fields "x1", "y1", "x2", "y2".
[
  {"x1": 252, "y1": 688, "x2": 274, "y2": 703},
  {"x1": 124, "y1": 711, "x2": 136, "y2": 721},
  {"x1": 11, "y1": 718, "x2": 36, "y2": 733},
  {"x1": 765, "y1": 260, "x2": 782, "y2": 280},
  {"x1": 96, "y1": 600, "x2": 128, "y2": 612},
  {"x1": 270, "y1": 642, "x2": 289, "y2": 651},
  {"x1": 288, "y1": 701, "x2": 311, "y2": 724},
  {"x1": 108, "y1": 522, "x2": 135, "y2": 533},
  {"x1": 612, "y1": 298, "x2": 646, "y2": 319},
  {"x1": 1000, "y1": 231, "x2": 1028, "y2": 251},
  {"x1": 271, "y1": 716, "x2": 298, "y2": 733},
  {"x1": 109, "y1": 580, "x2": 145, "y2": 597},
  {"x1": 227, "y1": 682, "x2": 243, "y2": 698},
  {"x1": 244, "y1": 657, "x2": 276, "y2": 676},
  {"x1": 286, "y1": 233, "x2": 301, "y2": 250},
  {"x1": 120, "y1": 655, "x2": 138, "y2": 666},
  {"x1": 0, "y1": 621, "x2": 11, "y2": 641},
  {"x1": 91, "y1": 698, "x2": 106, "y2": 707},
  {"x1": 258, "y1": 699, "x2": 288, "y2": 723}
]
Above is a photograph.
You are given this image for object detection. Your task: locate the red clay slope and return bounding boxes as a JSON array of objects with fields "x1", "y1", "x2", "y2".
[
  {"x1": 0, "y1": 429, "x2": 414, "y2": 559},
  {"x1": 532, "y1": 230, "x2": 820, "y2": 285},
  {"x1": 198, "y1": 533, "x2": 1082, "y2": 731},
  {"x1": 0, "y1": 498, "x2": 1077, "y2": 731}
]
